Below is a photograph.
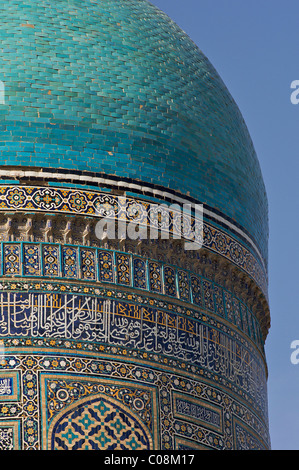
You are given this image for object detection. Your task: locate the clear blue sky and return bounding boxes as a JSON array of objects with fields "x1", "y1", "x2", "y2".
[{"x1": 151, "y1": 0, "x2": 299, "y2": 450}]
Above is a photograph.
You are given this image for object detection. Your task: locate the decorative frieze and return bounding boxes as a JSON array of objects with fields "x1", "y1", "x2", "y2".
[
  {"x1": 0, "y1": 186, "x2": 267, "y2": 298},
  {"x1": 0, "y1": 241, "x2": 264, "y2": 347}
]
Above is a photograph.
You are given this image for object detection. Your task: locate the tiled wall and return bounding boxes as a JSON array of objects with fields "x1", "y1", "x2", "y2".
[
  {"x1": 0, "y1": 0, "x2": 270, "y2": 451},
  {"x1": 0, "y1": 241, "x2": 264, "y2": 350}
]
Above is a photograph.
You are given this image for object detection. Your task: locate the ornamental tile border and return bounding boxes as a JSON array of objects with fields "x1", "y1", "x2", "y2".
[
  {"x1": 0, "y1": 185, "x2": 267, "y2": 297},
  {"x1": 0, "y1": 242, "x2": 264, "y2": 349}
]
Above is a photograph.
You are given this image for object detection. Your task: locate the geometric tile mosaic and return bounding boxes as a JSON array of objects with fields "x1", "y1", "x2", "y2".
[
  {"x1": 44, "y1": 377, "x2": 156, "y2": 450},
  {"x1": 0, "y1": 421, "x2": 21, "y2": 450},
  {"x1": 41, "y1": 375, "x2": 159, "y2": 447},
  {"x1": 0, "y1": 344, "x2": 270, "y2": 449},
  {"x1": 50, "y1": 395, "x2": 152, "y2": 450}
]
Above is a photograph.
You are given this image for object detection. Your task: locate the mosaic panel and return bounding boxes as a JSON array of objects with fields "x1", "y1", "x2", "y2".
[
  {"x1": 0, "y1": 426, "x2": 14, "y2": 450},
  {"x1": 248, "y1": 314, "x2": 256, "y2": 343},
  {"x1": 23, "y1": 244, "x2": 40, "y2": 276},
  {"x1": 0, "y1": 372, "x2": 20, "y2": 401},
  {"x1": 190, "y1": 275, "x2": 202, "y2": 307},
  {"x1": 6, "y1": 187, "x2": 27, "y2": 209},
  {"x1": 62, "y1": 247, "x2": 78, "y2": 279},
  {"x1": 3, "y1": 244, "x2": 20, "y2": 276},
  {"x1": 68, "y1": 191, "x2": 89, "y2": 214},
  {"x1": 177, "y1": 270, "x2": 190, "y2": 302},
  {"x1": 233, "y1": 418, "x2": 267, "y2": 450},
  {"x1": 148, "y1": 261, "x2": 162, "y2": 294},
  {"x1": 224, "y1": 291, "x2": 234, "y2": 324},
  {"x1": 32, "y1": 188, "x2": 62, "y2": 211},
  {"x1": 233, "y1": 298, "x2": 242, "y2": 330},
  {"x1": 203, "y1": 280, "x2": 214, "y2": 312},
  {"x1": 42, "y1": 377, "x2": 158, "y2": 442},
  {"x1": 0, "y1": 422, "x2": 21, "y2": 450},
  {"x1": 214, "y1": 285, "x2": 225, "y2": 318},
  {"x1": 50, "y1": 396, "x2": 151, "y2": 450},
  {"x1": 42, "y1": 376, "x2": 158, "y2": 450},
  {"x1": 163, "y1": 265, "x2": 177, "y2": 298},
  {"x1": 80, "y1": 248, "x2": 96, "y2": 281},
  {"x1": 173, "y1": 392, "x2": 223, "y2": 433},
  {"x1": 240, "y1": 303, "x2": 249, "y2": 337},
  {"x1": 98, "y1": 251, "x2": 114, "y2": 283},
  {"x1": 43, "y1": 245, "x2": 60, "y2": 277},
  {"x1": 115, "y1": 253, "x2": 131, "y2": 286},
  {"x1": 0, "y1": 378, "x2": 12, "y2": 397},
  {"x1": 133, "y1": 258, "x2": 147, "y2": 290}
]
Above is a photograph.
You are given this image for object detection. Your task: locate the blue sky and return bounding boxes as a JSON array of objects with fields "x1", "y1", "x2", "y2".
[{"x1": 151, "y1": 0, "x2": 299, "y2": 450}]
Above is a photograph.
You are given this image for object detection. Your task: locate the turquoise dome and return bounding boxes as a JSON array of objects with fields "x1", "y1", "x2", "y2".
[{"x1": 0, "y1": 0, "x2": 268, "y2": 264}]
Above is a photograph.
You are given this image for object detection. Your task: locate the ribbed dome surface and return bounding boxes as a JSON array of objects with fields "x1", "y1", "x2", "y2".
[{"x1": 0, "y1": 0, "x2": 268, "y2": 263}]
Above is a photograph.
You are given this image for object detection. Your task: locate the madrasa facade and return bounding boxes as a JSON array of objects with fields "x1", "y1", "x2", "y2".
[{"x1": 0, "y1": 0, "x2": 271, "y2": 450}]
